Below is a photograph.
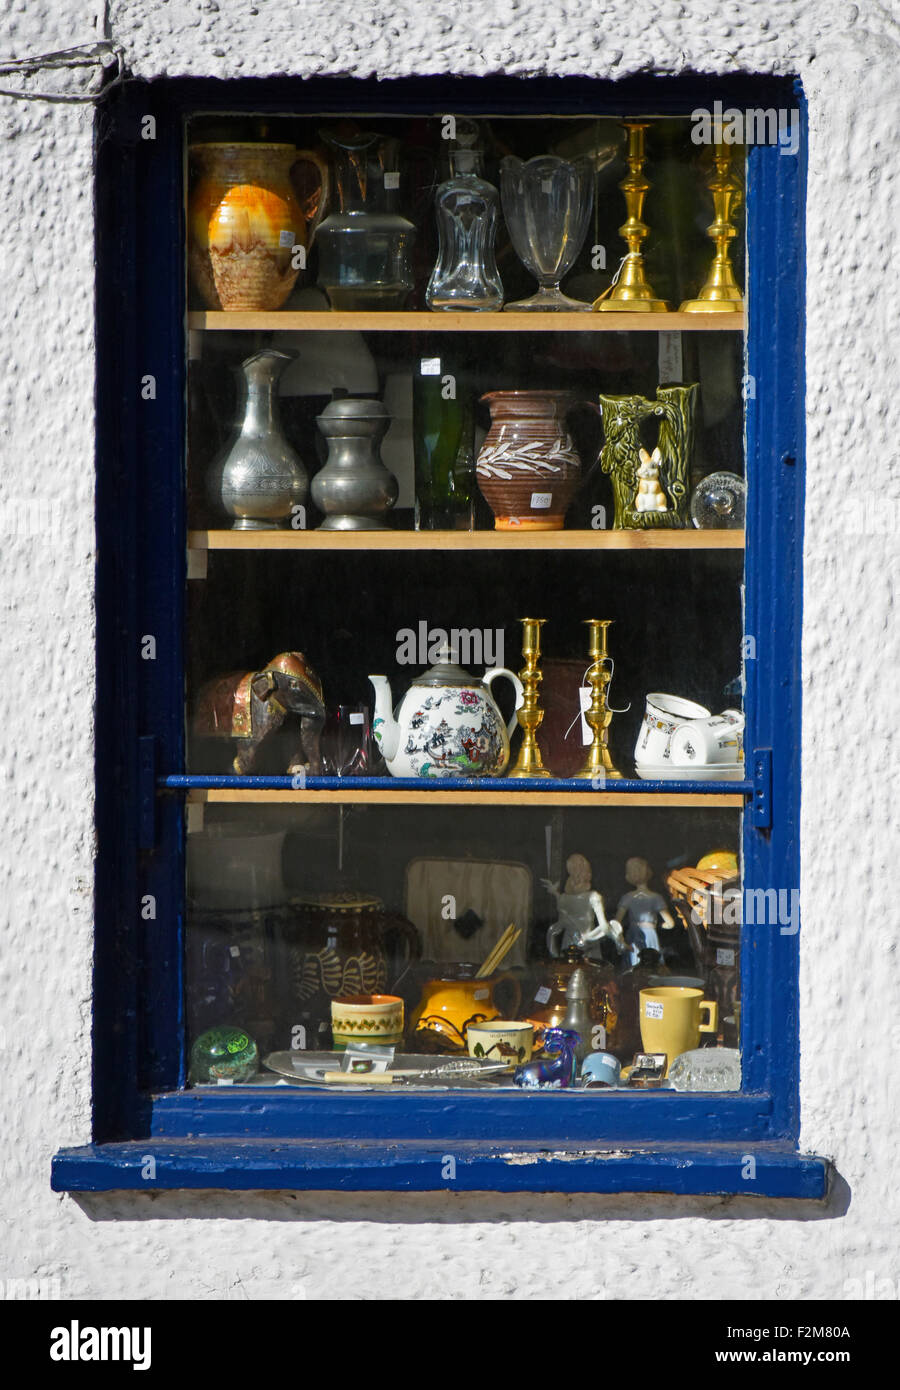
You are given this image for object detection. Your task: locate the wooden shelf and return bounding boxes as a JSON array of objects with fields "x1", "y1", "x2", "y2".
[
  {"x1": 189, "y1": 528, "x2": 744, "y2": 552},
  {"x1": 188, "y1": 310, "x2": 745, "y2": 334},
  {"x1": 186, "y1": 787, "x2": 745, "y2": 808}
]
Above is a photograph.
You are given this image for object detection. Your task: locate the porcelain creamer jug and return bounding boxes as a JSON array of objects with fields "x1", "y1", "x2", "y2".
[{"x1": 369, "y1": 652, "x2": 524, "y2": 778}]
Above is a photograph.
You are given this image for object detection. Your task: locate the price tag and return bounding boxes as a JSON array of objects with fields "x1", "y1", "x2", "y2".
[
  {"x1": 645, "y1": 1000, "x2": 664, "y2": 1020},
  {"x1": 229, "y1": 945, "x2": 240, "y2": 958},
  {"x1": 474, "y1": 988, "x2": 489, "y2": 1001},
  {"x1": 530, "y1": 492, "x2": 552, "y2": 509},
  {"x1": 578, "y1": 686, "x2": 592, "y2": 745},
  {"x1": 384, "y1": 171, "x2": 401, "y2": 190},
  {"x1": 420, "y1": 357, "x2": 441, "y2": 376},
  {"x1": 534, "y1": 986, "x2": 552, "y2": 1005},
  {"x1": 716, "y1": 948, "x2": 736, "y2": 966},
  {"x1": 541, "y1": 177, "x2": 553, "y2": 193},
  {"x1": 279, "y1": 229, "x2": 295, "y2": 247}
]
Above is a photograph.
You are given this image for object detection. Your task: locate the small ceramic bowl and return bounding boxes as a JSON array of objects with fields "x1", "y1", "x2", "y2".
[
  {"x1": 330, "y1": 994, "x2": 404, "y2": 1051},
  {"x1": 466, "y1": 1020, "x2": 533, "y2": 1064}
]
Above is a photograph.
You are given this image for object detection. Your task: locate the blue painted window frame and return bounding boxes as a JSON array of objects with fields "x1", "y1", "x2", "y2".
[{"x1": 53, "y1": 74, "x2": 823, "y2": 1196}]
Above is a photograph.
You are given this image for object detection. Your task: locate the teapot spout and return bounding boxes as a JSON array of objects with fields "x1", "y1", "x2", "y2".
[{"x1": 368, "y1": 675, "x2": 399, "y2": 762}]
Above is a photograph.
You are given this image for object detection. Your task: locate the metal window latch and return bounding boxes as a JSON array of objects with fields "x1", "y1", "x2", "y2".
[
  {"x1": 138, "y1": 735, "x2": 158, "y2": 849},
  {"x1": 751, "y1": 748, "x2": 772, "y2": 829}
]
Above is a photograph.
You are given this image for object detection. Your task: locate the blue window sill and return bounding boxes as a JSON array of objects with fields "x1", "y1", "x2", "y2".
[{"x1": 52, "y1": 1140, "x2": 828, "y2": 1197}]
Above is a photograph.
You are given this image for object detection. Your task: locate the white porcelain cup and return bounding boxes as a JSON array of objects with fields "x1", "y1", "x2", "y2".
[
  {"x1": 669, "y1": 710, "x2": 745, "y2": 766},
  {"x1": 633, "y1": 693, "x2": 711, "y2": 766}
]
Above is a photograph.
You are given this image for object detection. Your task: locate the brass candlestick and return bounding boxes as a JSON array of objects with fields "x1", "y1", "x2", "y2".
[
  {"x1": 509, "y1": 617, "x2": 552, "y2": 779},
  {"x1": 573, "y1": 619, "x2": 623, "y2": 780},
  {"x1": 595, "y1": 122, "x2": 669, "y2": 313},
  {"x1": 680, "y1": 141, "x2": 744, "y2": 313}
]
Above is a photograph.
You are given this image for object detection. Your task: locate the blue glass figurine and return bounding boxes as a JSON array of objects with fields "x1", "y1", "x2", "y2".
[{"x1": 513, "y1": 1028, "x2": 580, "y2": 1089}]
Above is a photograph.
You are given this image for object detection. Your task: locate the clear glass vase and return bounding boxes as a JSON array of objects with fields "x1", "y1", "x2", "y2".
[
  {"x1": 426, "y1": 148, "x2": 503, "y2": 311},
  {"x1": 500, "y1": 155, "x2": 593, "y2": 311},
  {"x1": 315, "y1": 131, "x2": 416, "y2": 311}
]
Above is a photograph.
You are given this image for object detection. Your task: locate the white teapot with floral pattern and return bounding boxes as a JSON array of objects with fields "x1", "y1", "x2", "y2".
[{"x1": 369, "y1": 651, "x2": 524, "y2": 779}]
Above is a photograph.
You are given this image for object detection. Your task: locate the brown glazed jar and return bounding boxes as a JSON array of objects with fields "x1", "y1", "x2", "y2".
[
  {"x1": 277, "y1": 892, "x2": 421, "y2": 1050},
  {"x1": 475, "y1": 391, "x2": 584, "y2": 530}
]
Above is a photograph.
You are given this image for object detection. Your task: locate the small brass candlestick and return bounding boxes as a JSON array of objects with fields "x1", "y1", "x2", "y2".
[
  {"x1": 595, "y1": 122, "x2": 670, "y2": 313},
  {"x1": 573, "y1": 619, "x2": 623, "y2": 780},
  {"x1": 680, "y1": 140, "x2": 744, "y2": 313},
  {"x1": 509, "y1": 617, "x2": 552, "y2": 779}
]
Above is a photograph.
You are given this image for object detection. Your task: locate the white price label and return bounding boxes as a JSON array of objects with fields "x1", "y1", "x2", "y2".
[
  {"x1": 530, "y1": 492, "x2": 552, "y2": 509},
  {"x1": 349, "y1": 712, "x2": 365, "y2": 725},
  {"x1": 384, "y1": 171, "x2": 401, "y2": 189},
  {"x1": 229, "y1": 945, "x2": 240, "y2": 958},
  {"x1": 716, "y1": 948, "x2": 735, "y2": 966},
  {"x1": 541, "y1": 177, "x2": 553, "y2": 193},
  {"x1": 474, "y1": 988, "x2": 489, "y2": 1001},
  {"x1": 578, "y1": 685, "x2": 592, "y2": 745},
  {"x1": 645, "y1": 1000, "x2": 664, "y2": 1020},
  {"x1": 279, "y1": 229, "x2": 295, "y2": 247},
  {"x1": 534, "y1": 986, "x2": 552, "y2": 1005},
  {"x1": 420, "y1": 357, "x2": 441, "y2": 376}
]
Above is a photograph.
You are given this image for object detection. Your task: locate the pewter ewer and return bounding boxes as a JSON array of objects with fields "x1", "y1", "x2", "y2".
[
  {"x1": 312, "y1": 396, "x2": 398, "y2": 530},
  {"x1": 209, "y1": 349, "x2": 308, "y2": 530}
]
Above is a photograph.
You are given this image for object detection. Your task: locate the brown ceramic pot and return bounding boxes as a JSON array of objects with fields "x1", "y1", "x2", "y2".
[
  {"x1": 277, "y1": 892, "x2": 421, "y2": 1050},
  {"x1": 475, "y1": 390, "x2": 585, "y2": 530}
]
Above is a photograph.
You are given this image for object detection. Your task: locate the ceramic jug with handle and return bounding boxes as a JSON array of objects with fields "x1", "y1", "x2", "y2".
[
  {"x1": 408, "y1": 962, "x2": 523, "y2": 1052},
  {"x1": 369, "y1": 651, "x2": 524, "y2": 778}
]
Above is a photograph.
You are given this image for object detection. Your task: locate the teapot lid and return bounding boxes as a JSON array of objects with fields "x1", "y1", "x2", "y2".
[{"x1": 414, "y1": 647, "x2": 484, "y2": 689}]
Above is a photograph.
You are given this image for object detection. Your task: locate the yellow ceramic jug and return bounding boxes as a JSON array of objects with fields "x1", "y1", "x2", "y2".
[{"x1": 409, "y1": 963, "x2": 522, "y2": 1051}]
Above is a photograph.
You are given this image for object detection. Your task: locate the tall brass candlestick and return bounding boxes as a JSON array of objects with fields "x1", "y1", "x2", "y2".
[
  {"x1": 573, "y1": 619, "x2": 623, "y2": 780},
  {"x1": 680, "y1": 141, "x2": 744, "y2": 313},
  {"x1": 509, "y1": 617, "x2": 552, "y2": 779},
  {"x1": 594, "y1": 122, "x2": 669, "y2": 313}
]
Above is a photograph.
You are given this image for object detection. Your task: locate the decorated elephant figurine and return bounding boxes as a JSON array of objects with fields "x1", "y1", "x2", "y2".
[{"x1": 193, "y1": 651, "x2": 325, "y2": 775}]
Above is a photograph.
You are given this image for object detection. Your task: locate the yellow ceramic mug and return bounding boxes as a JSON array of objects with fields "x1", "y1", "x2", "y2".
[{"x1": 639, "y1": 987, "x2": 718, "y2": 1073}]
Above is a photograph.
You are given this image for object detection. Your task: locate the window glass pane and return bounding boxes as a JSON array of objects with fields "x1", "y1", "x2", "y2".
[{"x1": 184, "y1": 107, "x2": 746, "y2": 1096}]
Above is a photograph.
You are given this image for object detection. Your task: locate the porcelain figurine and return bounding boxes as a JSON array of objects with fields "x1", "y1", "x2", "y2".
[
  {"x1": 615, "y1": 857, "x2": 676, "y2": 969},
  {"x1": 369, "y1": 650, "x2": 524, "y2": 778},
  {"x1": 634, "y1": 447, "x2": 668, "y2": 513},
  {"x1": 542, "y1": 853, "x2": 624, "y2": 960},
  {"x1": 194, "y1": 651, "x2": 325, "y2": 775},
  {"x1": 513, "y1": 1028, "x2": 580, "y2": 1088}
]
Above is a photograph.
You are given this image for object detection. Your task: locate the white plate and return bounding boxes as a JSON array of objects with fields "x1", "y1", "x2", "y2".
[
  {"x1": 263, "y1": 1050, "x2": 511, "y2": 1087},
  {"x1": 634, "y1": 763, "x2": 745, "y2": 782}
]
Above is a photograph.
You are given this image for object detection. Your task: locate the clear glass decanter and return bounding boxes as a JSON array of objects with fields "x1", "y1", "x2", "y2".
[{"x1": 426, "y1": 145, "x2": 503, "y2": 311}]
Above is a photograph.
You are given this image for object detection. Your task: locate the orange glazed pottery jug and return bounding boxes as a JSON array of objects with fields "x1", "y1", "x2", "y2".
[{"x1": 189, "y1": 142, "x2": 327, "y2": 310}]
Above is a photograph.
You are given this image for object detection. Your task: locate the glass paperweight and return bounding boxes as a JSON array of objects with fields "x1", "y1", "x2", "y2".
[
  {"x1": 667, "y1": 1047, "x2": 741, "y2": 1092},
  {"x1": 691, "y1": 471, "x2": 746, "y2": 529},
  {"x1": 189, "y1": 1026, "x2": 259, "y2": 1083}
]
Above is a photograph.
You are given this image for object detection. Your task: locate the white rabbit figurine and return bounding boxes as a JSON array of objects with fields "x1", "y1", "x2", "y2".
[{"x1": 634, "y1": 446, "x2": 669, "y2": 513}]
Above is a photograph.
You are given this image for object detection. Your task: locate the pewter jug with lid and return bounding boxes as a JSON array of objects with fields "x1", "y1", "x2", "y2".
[{"x1": 312, "y1": 395, "x2": 398, "y2": 529}]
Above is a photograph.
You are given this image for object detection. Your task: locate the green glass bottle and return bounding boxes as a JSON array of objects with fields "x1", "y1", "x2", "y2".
[{"x1": 413, "y1": 353, "x2": 475, "y2": 530}]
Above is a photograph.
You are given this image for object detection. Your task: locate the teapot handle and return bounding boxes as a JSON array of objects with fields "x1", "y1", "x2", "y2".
[{"x1": 483, "y1": 668, "x2": 525, "y2": 739}]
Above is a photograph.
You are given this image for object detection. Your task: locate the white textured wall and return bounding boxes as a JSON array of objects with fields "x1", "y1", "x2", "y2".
[{"x1": 1, "y1": 0, "x2": 898, "y2": 1301}]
